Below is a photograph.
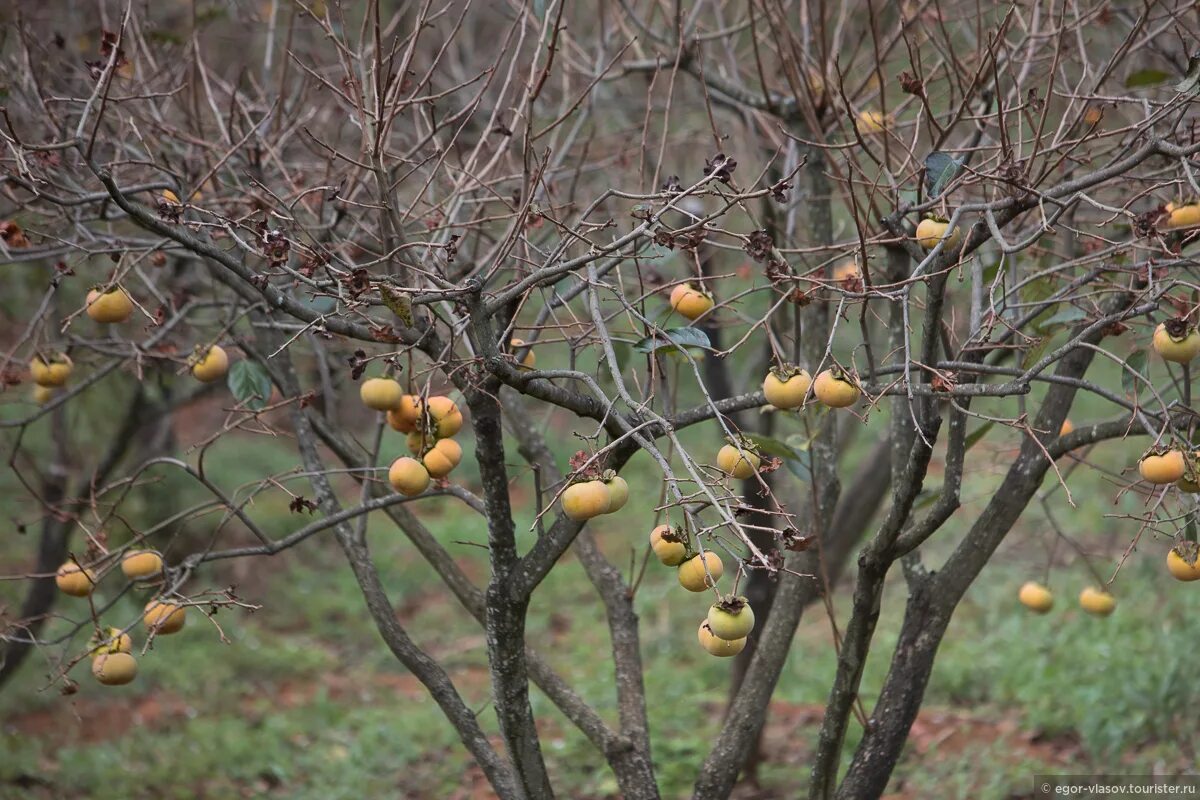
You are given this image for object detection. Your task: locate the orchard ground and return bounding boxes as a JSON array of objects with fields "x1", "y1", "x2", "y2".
[{"x1": 3, "y1": 356, "x2": 1199, "y2": 799}]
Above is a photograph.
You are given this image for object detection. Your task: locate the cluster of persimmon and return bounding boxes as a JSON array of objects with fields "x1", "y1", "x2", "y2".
[
  {"x1": 1019, "y1": 318, "x2": 1200, "y2": 612},
  {"x1": 560, "y1": 471, "x2": 629, "y2": 521},
  {"x1": 761, "y1": 363, "x2": 861, "y2": 412},
  {"x1": 54, "y1": 548, "x2": 188, "y2": 687},
  {"x1": 27, "y1": 283, "x2": 229, "y2": 403},
  {"x1": 359, "y1": 378, "x2": 465, "y2": 497},
  {"x1": 27, "y1": 285, "x2": 135, "y2": 403},
  {"x1": 1017, "y1": 581, "x2": 1117, "y2": 617},
  {"x1": 1139, "y1": 317, "x2": 1200, "y2": 581},
  {"x1": 648, "y1": 525, "x2": 754, "y2": 657}
]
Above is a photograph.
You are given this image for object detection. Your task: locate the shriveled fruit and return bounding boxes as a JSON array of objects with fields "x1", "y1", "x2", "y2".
[
  {"x1": 604, "y1": 476, "x2": 629, "y2": 512},
  {"x1": 121, "y1": 550, "x2": 163, "y2": 579},
  {"x1": 915, "y1": 217, "x2": 961, "y2": 250},
  {"x1": 1059, "y1": 419, "x2": 1074, "y2": 437},
  {"x1": 389, "y1": 457, "x2": 431, "y2": 496},
  {"x1": 1165, "y1": 203, "x2": 1200, "y2": 229},
  {"x1": 1179, "y1": 460, "x2": 1200, "y2": 493},
  {"x1": 698, "y1": 622, "x2": 746, "y2": 657},
  {"x1": 1078, "y1": 586, "x2": 1116, "y2": 616},
  {"x1": 386, "y1": 395, "x2": 423, "y2": 433},
  {"x1": 511, "y1": 338, "x2": 536, "y2": 369},
  {"x1": 678, "y1": 552, "x2": 723, "y2": 592},
  {"x1": 425, "y1": 396, "x2": 463, "y2": 437},
  {"x1": 1139, "y1": 450, "x2": 1186, "y2": 484},
  {"x1": 33, "y1": 384, "x2": 58, "y2": 404},
  {"x1": 1017, "y1": 581, "x2": 1054, "y2": 613},
  {"x1": 360, "y1": 377, "x2": 403, "y2": 411},
  {"x1": 143, "y1": 600, "x2": 186, "y2": 634},
  {"x1": 85, "y1": 286, "x2": 134, "y2": 323},
  {"x1": 192, "y1": 345, "x2": 229, "y2": 382},
  {"x1": 56, "y1": 561, "x2": 96, "y2": 597},
  {"x1": 650, "y1": 525, "x2": 688, "y2": 566},
  {"x1": 856, "y1": 110, "x2": 889, "y2": 134},
  {"x1": 1167, "y1": 548, "x2": 1200, "y2": 582},
  {"x1": 30, "y1": 354, "x2": 72, "y2": 387},
  {"x1": 89, "y1": 626, "x2": 133, "y2": 656},
  {"x1": 92, "y1": 652, "x2": 138, "y2": 686},
  {"x1": 669, "y1": 283, "x2": 714, "y2": 321},
  {"x1": 1152, "y1": 321, "x2": 1200, "y2": 363},
  {"x1": 562, "y1": 480, "x2": 611, "y2": 521},
  {"x1": 763, "y1": 367, "x2": 812, "y2": 410},
  {"x1": 813, "y1": 369, "x2": 860, "y2": 408},
  {"x1": 1083, "y1": 106, "x2": 1103, "y2": 126},
  {"x1": 423, "y1": 438, "x2": 463, "y2": 479},
  {"x1": 717, "y1": 444, "x2": 760, "y2": 480},
  {"x1": 707, "y1": 596, "x2": 755, "y2": 640}
]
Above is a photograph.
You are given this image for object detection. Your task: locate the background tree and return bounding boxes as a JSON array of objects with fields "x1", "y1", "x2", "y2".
[{"x1": 3, "y1": 1, "x2": 1200, "y2": 798}]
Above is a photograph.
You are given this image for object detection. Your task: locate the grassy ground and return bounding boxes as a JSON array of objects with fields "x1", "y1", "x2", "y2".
[{"x1": 3, "y1": 362, "x2": 1199, "y2": 799}]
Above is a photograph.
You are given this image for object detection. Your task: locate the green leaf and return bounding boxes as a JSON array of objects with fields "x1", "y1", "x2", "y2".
[
  {"x1": 633, "y1": 327, "x2": 711, "y2": 355},
  {"x1": 743, "y1": 433, "x2": 801, "y2": 459},
  {"x1": 1122, "y1": 350, "x2": 1147, "y2": 397},
  {"x1": 1125, "y1": 69, "x2": 1171, "y2": 89},
  {"x1": 379, "y1": 285, "x2": 413, "y2": 327},
  {"x1": 1020, "y1": 276, "x2": 1056, "y2": 306},
  {"x1": 1038, "y1": 306, "x2": 1087, "y2": 329},
  {"x1": 613, "y1": 342, "x2": 632, "y2": 374},
  {"x1": 925, "y1": 151, "x2": 964, "y2": 199},
  {"x1": 964, "y1": 421, "x2": 995, "y2": 453},
  {"x1": 742, "y1": 433, "x2": 811, "y2": 481},
  {"x1": 1176, "y1": 54, "x2": 1200, "y2": 95},
  {"x1": 785, "y1": 433, "x2": 814, "y2": 453},
  {"x1": 1020, "y1": 337, "x2": 1052, "y2": 371},
  {"x1": 228, "y1": 360, "x2": 273, "y2": 411},
  {"x1": 785, "y1": 457, "x2": 812, "y2": 482}
]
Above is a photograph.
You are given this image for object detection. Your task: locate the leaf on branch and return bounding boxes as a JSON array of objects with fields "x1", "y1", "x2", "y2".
[
  {"x1": 744, "y1": 229, "x2": 776, "y2": 264},
  {"x1": 612, "y1": 342, "x2": 632, "y2": 374},
  {"x1": 379, "y1": 284, "x2": 414, "y2": 327},
  {"x1": 743, "y1": 433, "x2": 811, "y2": 481},
  {"x1": 1038, "y1": 306, "x2": 1087, "y2": 330},
  {"x1": 703, "y1": 153, "x2": 737, "y2": 184},
  {"x1": 1020, "y1": 337, "x2": 1052, "y2": 371},
  {"x1": 899, "y1": 71, "x2": 923, "y2": 95},
  {"x1": 633, "y1": 327, "x2": 711, "y2": 355},
  {"x1": 785, "y1": 457, "x2": 812, "y2": 481},
  {"x1": 779, "y1": 527, "x2": 815, "y2": 551},
  {"x1": 1125, "y1": 68, "x2": 1171, "y2": 88},
  {"x1": 1176, "y1": 53, "x2": 1200, "y2": 95},
  {"x1": 743, "y1": 433, "x2": 801, "y2": 459},
  {"x1": 227, "y1": 360, "x2": 273, "y2": 411},
  {"x1": 289, "y1": 496, "x2": 318, "y2": 514},
  {"x1": 1122, "y1": 350, "x2": 1147, "y2": 397},
  {"x1": 924, "y1": 151, "x2": 964, "y2": 199}
]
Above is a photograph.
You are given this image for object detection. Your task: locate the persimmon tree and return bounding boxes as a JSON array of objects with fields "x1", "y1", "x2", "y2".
[{"x1": 3, "y1": 1, "x2": 1200, "y2": 798}]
